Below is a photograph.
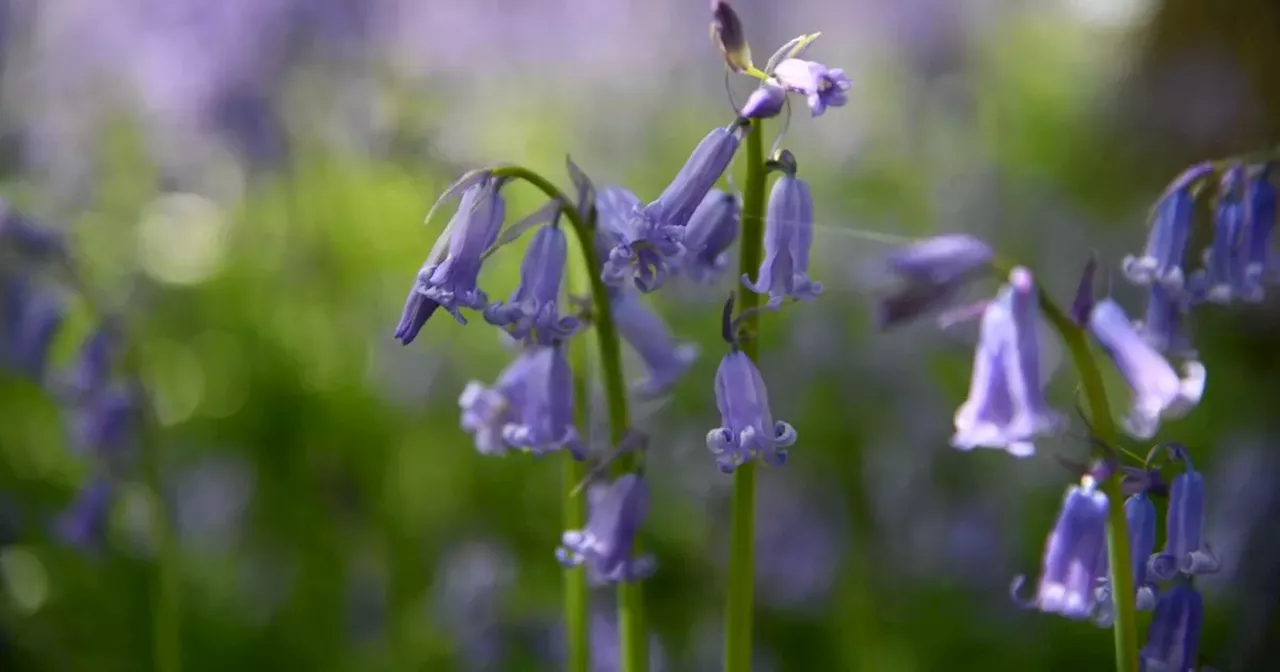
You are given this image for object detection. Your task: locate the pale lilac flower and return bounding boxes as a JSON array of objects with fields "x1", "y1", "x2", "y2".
[
  {"x1": 875, "y1": 233, "x2": 994, "y2": 328},
  {"x1": 682, "y1": 189, "x2": 739, "y2": 284},
  {"x1": 1012, "y1": 479, "x2": 1109, "y2": 620},
  {"x1": 501, "y1": 345, "x2": 582, "y2": 459},
  {"x1": 1087, "y1": 299, "x2": 1205, "y2": 440},
  {"x1": 1141, "y1": 583, "x2": 1204, "y2": 672},
  {"x1": 706, "y1": 350, "x2": 796, "y2": 473},
  {"x1": 771, "y1": 58, "x2": 851, "y2": 117},
  {"x1": 556, "y1": 474, "x2": 654, "y2": 583},
  {"x1": 1123, "y1": 164, "x2": 1212, "y2": 292},
  {"x1": 483, "y1": 222, "x2": 579, "y2": 345},
  {"x1": 1149, "y1": 450, "x2": 1220, "y2": 580},
  {"x1": 612, "y1": 290, "x2": 698, "y2": 398},
  {"x1": 742, "y1": 174, "x2": 822, "y2": 308},
  {"x1": 1241, "y1": 163, "x2": 1277, "y2": 301},
  {"x1": 952, "y1": 268, "x2": 1062, "y2": 458},
  {"x1": 459, "y1": 351, "x2": 541, "y2": 456}
]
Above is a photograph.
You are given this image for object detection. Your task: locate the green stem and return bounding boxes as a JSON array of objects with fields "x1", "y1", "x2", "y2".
[
  {"x1": 725, "y1": 119, "x2": 766, "y2": 672},
  {"x1": 1037, "y1": 291, "x2": 1140, "y2": 672},
  {"x1": 487, "y1": 166, "x2": 642, "y2": 671}
]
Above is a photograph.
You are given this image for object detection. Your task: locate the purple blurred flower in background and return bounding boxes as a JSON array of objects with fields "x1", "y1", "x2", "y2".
[
  {"x1": 952, "y1": 267, "x2": 1061, "y2": 458},
  {"x1": 483, "y1": 221, "x2": 579, "y2": 345},
  {"x1": 1242, "y1": 163, "x2": 1277, "y2": 300},
  {"x1": 742, "y1": 171, "x2": 822, "y2": 308},
  {"x1": 0, "y1": 201, "x2": 66, "y2": 262},
  {"x1": 54, "y1": 479, "x2": 114, "y2": 551},
  {"x1": 681, "y1": 189, "x2": 739, "y2": 284},
  {"x1": 556, "y1": 474, "x2": 654, "y2": 583},
  {"x1": 1141, "y1": 583, "x2": 1204, "y2": 672},
  {"x1": 771, "y1": 58, "x2": 851, "y2": 117},
  {"x1": 0, "y1": 276, "x2": 64, "y2": 382},
  {"x1": 1149, "y1": 450, "x2": 1220, "y2": 581},
  {"x1": 1123, "y1": 164, "x2": 1210, "y2": 293},
  {"x1": 501, "y1": 345, "x2": 582, "y2": 459},
  {"x1": 1013, "y1": 479, "x2": 1109, "y2": 620},
  {"x1": 875, "y1": 233, "x2": 994, "y2": 328},
  {"x1": 612, "y1": 290, "x2": 698, "y2": 399},
  {"x1": 1192, "y1": 166, "x2": 1247, "y2": 303},
  {"x1": 706, "y1": 350, "x2": 796, "y2": 473},
  {"x1": 460, "y1": 351, "x2": 541, "y2": 456}
]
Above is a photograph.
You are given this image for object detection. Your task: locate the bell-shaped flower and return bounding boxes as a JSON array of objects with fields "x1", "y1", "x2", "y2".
[
  {"x1": 613, "y1": 290, "x2": 698, "y2": 398},
  {"x1": 1242, "y1": 162, "x2": 1277, "y2": 301},
  {"x1": 740, "y1": 82, "x2": 787, "y2": 120},
  {"x1": 556, "y1": 474, "x2": 655, "y2": 583},
  {"x1": 1141, "y1": 583, "x2": 1204, "y2": 672},
  {"x1": 54, "y1": 478, "x2": 115, "y2": 551},
  {"x1": 952, "y1": 268, "x2": 1062, "y2": 458},
  {"x1": 649, "y1": 126, "x2": 742, "y2": 230},
  {"x1": 459, "y1": 351, "x2": 541, "y2": 456},
  {"x1": 396, "y1": 175, "x2": 506, "y2": 343},
  {"x1": 1136, "y1": 284, "x2": 1196, "y2": 359},
  {"x1": 1123, "y1": 165, "x2": 1209, "y2": 292},
  {"x1": 501, "y1": 345, "x2": 583, "y2": 459},
  {"x1": 706, "y1": 349, "x2": 796, "y2": 473},
  {"x1": 875, "y1": 234, "x2": 994, "y2": 328},
  {"x1": 1095, "y1": 493, "x2": 1160, "y2": 626},
  {"x1": 682, "y1": 189, "x2": 740, "y2": 284},
  {"x1": 483, "y1": 222, "x2": 579, "y2": 345},
  {"x1": 1011, "y1": 479, "x2": 1110, "y2": 620},
  {"x1": 1087, "y1": 299, "x2": 1205, "y2": 440},
  {"x1": 1149, "y1": 451, "x2": 1220, "y2": 580},
  {"x1": 1192, "y1": 166, "x2": 1247, "y2": 303},
  {"x1": 771, "y1": 58, "x2": 851, "y2": 117},
  {"x1": 742, "y1": 173, "x2": 822, "y2": 307},
  {"x1": 0, "y1": 277, "x2": 64, "y2": 381}
]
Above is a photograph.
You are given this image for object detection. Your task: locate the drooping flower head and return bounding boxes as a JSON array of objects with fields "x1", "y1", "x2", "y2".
[
  {"x1": 1087, "y1": 299, "x2": 1205, "y2": 440},
  {"x1": 771, "y1": 58, "x2": 851, "y2": 117},
  {"x1": 556, "y1": 474, "x2": 655, "y2": 583},
  {"x1": 742, "y1": 168, "x2": 822, "y2": 308},
  {"x1": 1136, "y1": 283, "x2": 1196, "y2": 359},
  {"x1": 613, "y1": 290, "x2": 698, "y2": 398},
  {"x1": 875, "y1": 233, "x2": 994, "y2": 328},
  {"x1": 1241, "y1": 162, "x2": 1277, "y2": 301},
  {"x1": 1192, "y1": 165, "x2": 1247, "y2": 303},
  {"x1": 682, "y1": 189, "x2": 740, "y2": 284},
  {"x1": 952, "y1": 267, "x2": 1062, "y2": 458},
  {"x1": 1012, "y1": 478, "x2": 1109, "y2": 620},
  {"x1": 483, "y1": 219, "x2": 579, "y2": 345},
  {"x1": 739, "y1": 83, "x2": 787, "y2": 120},
  {"x1": 1123, "y1": 163, "x2": 1212, "y2": 292},
  {"x1": 1141, "y1": 583, "x2": 1204, "y2": 672},
  {"x1": 706, "y1": 342, "x2": 796, "y2": 473},
  {"x1": 501, "y1": 344, "x2": 583, "y2": 459},
  {"x1": 396, "y1": 174, "x2": 507, "y2": 343},
  {"x1": 1095, "y1": 493, "x2": 1160, "y2": 626},
  {"x1": 1149, "y1": 447, "x2": 1220, "y2": 580},
  {"x1": 459, "y1": 351, "x2": 542, "y2": 456}
]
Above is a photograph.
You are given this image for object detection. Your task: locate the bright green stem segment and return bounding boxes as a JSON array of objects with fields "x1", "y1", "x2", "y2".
[
  {"x1": 488, "y1": 166, "x2": 643, "y2": 672},
  {"x1": 725, "y1": 119, "x2": 767, "y2": 672},
  {"x1": 1037, "y1": 291, "x2": 1140, "y2": 672}
]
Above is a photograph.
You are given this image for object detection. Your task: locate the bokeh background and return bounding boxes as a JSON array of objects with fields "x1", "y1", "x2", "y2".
[{"x1": 3, "y1": 0, "x2": 1280, "y2": 670}]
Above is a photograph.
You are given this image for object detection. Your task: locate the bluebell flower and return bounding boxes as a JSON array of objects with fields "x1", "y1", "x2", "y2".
[
  {"x1": 459, "y1": 351, "x2": 541, "y2": 456},
  {"x1": 771, "y1": 58, "x2": 851, "y2": 117},
  {"x1": 1012, "y1": 479, "x2": 1109, "y2": 620},
  {"x1": 740, "y1": 83, "x2": 787, "y2": 120},
  {"x1": 0, "y1": 277, "x2": 64, "y2": 381},
  {"x1": 556, "y1": 474, "x2": 654, "y2": 583},
  {"x1": 1149, "y1": 451, "x2": 1220, "y2": 580},
  {"x1": 1136, "y1": 284, "x2": 1196, "y2": 359},
  {"x1": 502, "y1": 345, "x2": 583, "y2": 459},
  {"x1": 1141, "y1": 583, "x2": 1204, "y2": 672},
  {"x1": 1087, "y1": 299, "x2": 1205, "y2": 440},
  {"x1": 706, "y1": 349, "x2": 796, "y2": 473},
  {"x1": 1241, "y1": 162, "x2": 1277, "y2": 301},
  {"x1": 742, "y1": 173, "x2": 822, "y2": 307},
  {"x1": 1095, "y1": 494, "x2": 1160, "y2": 625},
  {"x1": 483, "y1": 222, "x2": 579, "y2": 345},
  {"x1": 54, "y1": 479, "x2": 114, "y2": 551},
  {"x1": 650, "y1": 126, "x2": 743, "y2": 230},
  {"x1": 875, "y1": 234, "x2": 994, "y2": 328},
  {"x1": 1192, "y1": 166, "x2": 1247, "y2": 303},
  {"x1": 613, "y1": 290, "x2": 698, "y2": 398},
  {"x1": 682, "y1": 189, "x2": 740, "y2": 284},
  {"x1": 952, "y1": 267, "x2": 1062, "y2": 458},
  {"x1": 595, "y1": 186, "x2": 642, "y2": 263},
  {"x1": 396, "y1": 175, "x2": 507, "y2": 343},
  {"x1": 1123, "y1": 164, "x2": 1211, "y2": 292}
]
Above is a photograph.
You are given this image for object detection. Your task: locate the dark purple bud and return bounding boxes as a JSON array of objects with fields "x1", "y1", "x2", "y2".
[
  {"x1": 1192, "y1": 165, "x2": 1247, "y2": 303},
  {"x1": 613, "y1": 290, "x2": 698, "y2": 398},
  {"x1": 0, "y1": 278, "x2": 64, "y2": 381},
  {"x1": 1011, "y1": 480, "x2": 1109, "y2": 620},
  {"x1": 459, "y1": 351, "x2": 541, "y2": 456},
  {"x1": 742, "y1": 174, "x2": 822, "y2": 307},
  {"x1": 483, "y1": 222, "x2": 579, "y2": 345},
  {"x1": 1149, "y1": 452, "x2": 1220, "y2": 580},
  {"x1": 952, "y1": 268, "x2": 1062, "y2": 458},
  {"x1": 0, "y1": 200, "x2": 67, "y2": 260},
  {"x1": 1087, "y1": 299, "x2": 1204, "y2": 440},
  {"x1": 54, "y1": 479, "x2": 114, "y2": 551},
  {"x1": 1135, "y1": 284, "x2": 1196, "y2": 360},
  {"x1": 1141, "y1": 583, "x2": 1204, "y2": 672},
  {"x1": 650, "y1": 126, "x2": 742, "y2": 230},
  {"x1": 740, "y1": 83, "x2": 787, "y2": 120},
  {"x1": 556, "y1": 474, "x2": 654, "y2": 583},
  {"x1": 1069, "y1": 255, "x2": 1097, "y2": 327},
  {"x1": 706, "y1": 350, "x2": 795, "y2": 472},
  {"x1": 1241, "y1": 162, "x2": 1276, "y2": 301},
  {"x1": 501, "y1": 345, "x2": 583, "y2": 459},
  {"x1": 710, "y1": 0, "x2": 753, "y2": 74},
  {"x1": 682, "y1": 189, "x2": 740, "y2": 284},
  {"x1": 771, "y1": 58, "x2": 852, "y2": 117},
  {"x1": 875, "y1": 234, "x2": 994, "y2": 328},
  {"x1": 1123, "y1": 184, "x2": 1197, "y2": 293}
]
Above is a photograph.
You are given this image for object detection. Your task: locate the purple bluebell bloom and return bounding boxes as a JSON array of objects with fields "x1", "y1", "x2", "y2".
[
  {"x1": 1123, "y1": 168, "x2": 1206, "y2": 292},
  {"x1": 1149, "y1": 451, "x2": 1220, "y2": 580},
  {"x1": 396, "y1": 176, "x2": 506, "y2": 343},
  {"x1": 556, "y1": 474, "x2": 654, "y2": 583},
  {"x1": 1136, "y1": 284, "x2": 1196, "y2": 359},
  {"x1": 706, "y1": 350, "x2": 796, "y2": 473},
  {"x1": 1087, "y1": 299, "x2": 1205, "y2": 440},
  {"x1": 501, "y1": 345, "x2": 583, "y2": 459},
  {"x1": 1241, "y1": 163, "x2": 1277, "y2": 301},
  {"x1": 0, "y1": 277, "x2": 64, "y2": 381},
  {"x1": 459, "y1": 351, "x2": 541, "y2": 456},
  {"x1": 1012, "y1": 479, "x2": 1109, "y2": 620},
  {"x1": 483, "y1": 222, "x2": 579, "y2": 345},
  {"x1": 650, "y1": 126, "x2": 742, "y2": 231},
  {"x1": 1095, "y1": 494, "x2": 1160, "y2": 625},
  {"x1": 69, "y1": 385, "x2": 137, "y2": 459},
  {"x1": 771, "y1": 58, "x2": 852, "y2": 117},
  {"x1": 952, "y1": 268, "x2": 1062, "y2": 458},
  {"x1": 612, "y1": 290, "x2": 698, "y2": 398},
  {"x1": 682, "y1": 189, "x2": 740, "y2": 284},
  {"x1": 595, "y1": 186, "x2": 642, "y2": 262},
  {"x1": 742, "y1": 173, "x2": 822, "y2": 307},
  {"x1": 54, "y1": 479, "x2": 114, "y2": 551},
  {"x1": 1193, "y1": 166, "x2": 1247, "y2": 303},
  {"x1": 876, "y1": 234, "x2": 994, "y2": 328},
  {"x1": 1141, "y1": 583, "x2": 1204, "y2": 672},
  {"x1": 740, "y1": 83, "x2": 787, "y2": 120}
]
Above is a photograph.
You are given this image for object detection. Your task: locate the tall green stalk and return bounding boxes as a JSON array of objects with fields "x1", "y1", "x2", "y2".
[
  {"x1": 488, "y1": 166, "x2": 643, "y2": 671},
  {"x1": 1037, "y1": 290, "x2": 1140, "y2": 672},
  {"x1": 724, "y1": 119, "x2": 766, "y2": 672}
]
